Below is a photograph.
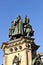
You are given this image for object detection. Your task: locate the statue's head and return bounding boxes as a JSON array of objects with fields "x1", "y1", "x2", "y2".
[
  {"x1": 25, "y1": 16, "x2": 30, "y2": 23},
  {"x1": 17, "y1": 16, "x2": 21, "y2": 20}
]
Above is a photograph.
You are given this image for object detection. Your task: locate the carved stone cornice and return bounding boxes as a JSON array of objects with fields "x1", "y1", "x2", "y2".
[{"x1": 1, "y1": 37, "x2": 34, "y2": 50}]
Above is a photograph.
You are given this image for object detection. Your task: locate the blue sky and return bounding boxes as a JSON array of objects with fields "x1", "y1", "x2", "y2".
[{"x1": 0, "y1": 0, "x2": 43, "y2": 64}]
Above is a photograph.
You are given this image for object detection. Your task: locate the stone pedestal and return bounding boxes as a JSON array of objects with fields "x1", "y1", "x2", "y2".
[{"x1": 2, "y1": 37, "x2": 33, "y2": 65}]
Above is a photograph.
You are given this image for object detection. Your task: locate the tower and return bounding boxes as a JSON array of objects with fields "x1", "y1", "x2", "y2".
[{"x1": 1, "y1": 16, "x2": 39, "y2": 65}]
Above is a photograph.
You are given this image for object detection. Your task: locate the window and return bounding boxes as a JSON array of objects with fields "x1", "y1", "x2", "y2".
[
  {"x1": 19, "y1": 46, "x2": 22, "y2": 49},
  {"x1": 14, "y1": 47, "x2": 18, "y2": 51},
  {"x1": 10, "y1": 48, "x2": 13, "y2": 52}
]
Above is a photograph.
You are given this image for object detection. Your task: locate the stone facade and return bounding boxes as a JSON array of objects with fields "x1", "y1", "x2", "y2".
[{"x1": 2, "y1": 37, "x2": 34, "y2": 65}]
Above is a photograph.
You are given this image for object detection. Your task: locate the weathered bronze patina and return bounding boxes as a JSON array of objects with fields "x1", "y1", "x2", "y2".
[{"x1": 9, "y1": 16, "x2": 34, "y2": 40}]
